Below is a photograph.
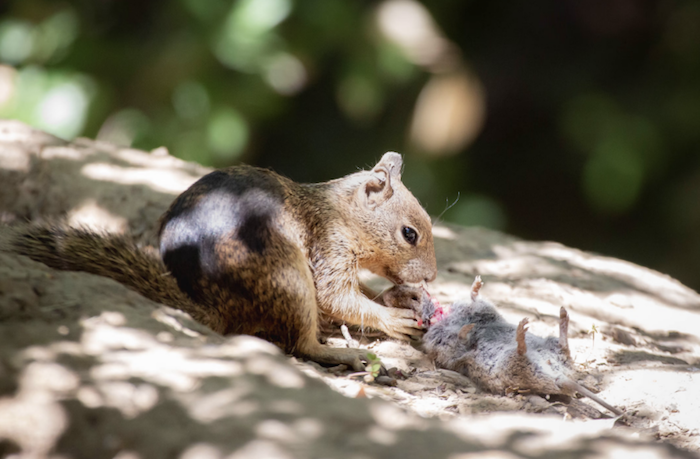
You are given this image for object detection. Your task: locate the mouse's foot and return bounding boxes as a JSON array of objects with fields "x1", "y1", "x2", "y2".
[
  {"x1": 559, "y1": 307, "x2": 571, "y2": 358},
  {"x1": 470, "y1": 275, "x2": 484, "y2": 301},
  {"x1": 516, "y1": 318, "x2": 529, "y2": 355},
  {"x1": 458, "y1": 323, "x2": 475, "y2": 339}
]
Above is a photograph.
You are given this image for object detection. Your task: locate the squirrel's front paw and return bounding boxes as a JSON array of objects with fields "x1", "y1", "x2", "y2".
[
  {"x1": 379, "y1": 307, "x2": 424, "y2": 341},
  {"x1": 382, "y1": 285, "x2": 435, "y2": 329}
]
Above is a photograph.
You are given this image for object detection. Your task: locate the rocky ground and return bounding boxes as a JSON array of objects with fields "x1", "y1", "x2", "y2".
[{"x1": 1, "y1": 120, "x2": 698, "y2": 458}]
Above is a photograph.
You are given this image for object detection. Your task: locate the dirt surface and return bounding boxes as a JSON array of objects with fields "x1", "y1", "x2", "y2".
[
  {"x1": 1, "y1": 120, "x2": 699, "y2": 458},
  {"x1": 320, "y1": 225, "x2": 700, "y2": 452}
]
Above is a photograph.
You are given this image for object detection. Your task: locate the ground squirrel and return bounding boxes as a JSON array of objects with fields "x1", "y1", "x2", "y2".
[{"x1": 10, "y1": 152, "x2": 437, "y2": 370}]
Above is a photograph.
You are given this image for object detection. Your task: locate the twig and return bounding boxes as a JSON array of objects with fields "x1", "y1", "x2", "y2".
[{"x1": 340, "y1": 324, "x2": 359, "y2": 348}]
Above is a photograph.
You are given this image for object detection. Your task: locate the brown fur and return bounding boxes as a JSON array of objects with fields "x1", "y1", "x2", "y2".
[{"x1": 10, "y1": 153, "x2": 437, "y2": 371}]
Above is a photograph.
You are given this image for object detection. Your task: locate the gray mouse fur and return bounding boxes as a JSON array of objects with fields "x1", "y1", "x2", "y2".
[{"x1": 422, "y1": 276, "x2": 623, "y2": 416}]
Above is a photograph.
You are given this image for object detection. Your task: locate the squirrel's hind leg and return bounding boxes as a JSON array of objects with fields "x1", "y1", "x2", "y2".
[
  {"x1": 212, "y1": 242, "x2": 369, "y2": 371},
  {"x1": 281, "y1": 255, "x2": 369, "y2": 371}
]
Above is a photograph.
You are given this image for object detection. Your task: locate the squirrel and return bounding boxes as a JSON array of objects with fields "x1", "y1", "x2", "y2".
[{"x1": 8, "y1": 152, "x2": 437, "y2": 371}]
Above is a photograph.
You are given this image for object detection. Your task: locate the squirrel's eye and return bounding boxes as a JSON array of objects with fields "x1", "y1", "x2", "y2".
[{"x1": 402, "y1": 226, "x2": 418, "y2": 245}]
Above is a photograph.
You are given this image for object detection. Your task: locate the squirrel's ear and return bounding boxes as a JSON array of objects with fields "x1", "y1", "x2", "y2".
[
  {"x1": 359, "y1": 152, "x2": 403, "y2": 210},
  {"x1": 373, "y1": 152, "x2": 403, "y2": 181},
  {"x1": 362, "y1": 165, "x2": 394, "y2": 210}
]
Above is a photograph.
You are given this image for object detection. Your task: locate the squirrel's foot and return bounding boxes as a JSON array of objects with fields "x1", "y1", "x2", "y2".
[{"x1": 298, "y1": 342, "x2": 370, "y2": 372}]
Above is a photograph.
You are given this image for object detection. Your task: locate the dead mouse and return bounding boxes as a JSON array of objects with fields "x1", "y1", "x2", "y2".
[{"x1": 421, "y1": 276, "x2": 623, "y2": 416}]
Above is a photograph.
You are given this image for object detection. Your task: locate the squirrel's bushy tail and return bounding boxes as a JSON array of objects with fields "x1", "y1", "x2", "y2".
[{"x1": 10, "y1": 225, "x2": 214, "y2": 327}]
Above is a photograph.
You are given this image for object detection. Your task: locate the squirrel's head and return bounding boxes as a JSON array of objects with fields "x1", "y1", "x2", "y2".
[{"x1": 349, "y1": 152, "x2": 437, "y2": 285}]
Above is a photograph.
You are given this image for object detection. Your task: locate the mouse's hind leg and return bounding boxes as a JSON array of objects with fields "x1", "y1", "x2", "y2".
[
  {"x1": 516, "y1": 318, "x2": 529, "y2": 355},
  {"x1": 470, "y1": 276, "x2": 484, "y2": 301},
  {"x1": 458, "y1": 323, "x2": 475, "y2": 339},
  {"x1": 559, "y1": 307, "x2": 571, "y2": 358}
]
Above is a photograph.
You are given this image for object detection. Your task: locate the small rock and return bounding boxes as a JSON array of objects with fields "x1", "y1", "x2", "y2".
[
  {"x1": 396, "y1": 380, "x2": 434, "y2": 393},
  {"x1": 526, "y1": 394, "x2": 552, "y2": 412},
  {"x1": 654, "y1": 343, "x2": 688, "y2": 354},
  {"x1": 386, "y1": 367, "x2": 407, "y2": 380},
  {"x1": 631, "y1": 404, "x2": 661, "y2": 420},
  {"x1": 375, "y1": 376, "x2": 398, "y2": 387},
  {"x1": 611, "y1": 327, "x2": 636, "y2": 346},
  {"x1": 327, "y1": 364, "x2": 349, "y2": 375}
]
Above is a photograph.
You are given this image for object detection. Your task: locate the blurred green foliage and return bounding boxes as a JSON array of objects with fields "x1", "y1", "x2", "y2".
[{"x1": 1, "y1": 0, "x2": 699, "y2": 290}]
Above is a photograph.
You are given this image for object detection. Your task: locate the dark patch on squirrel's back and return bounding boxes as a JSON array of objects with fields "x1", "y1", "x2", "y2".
[
  {"x1": 159, "y1": 166, "x2": 289, "y2": 302},
  {"x1": 158, "y1": 166, "x2": 287, "y2": 233},
  {"x1": 161, "y1": 243, "x2": 204, "y2": 301},
  {"x1": 237, "y1": 211, "x2": 274, "y2": 255}
]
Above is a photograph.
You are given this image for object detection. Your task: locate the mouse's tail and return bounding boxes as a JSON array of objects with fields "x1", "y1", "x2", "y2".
[{"x1": 557, "y1": 377, "x2": 623, "y2": 416}]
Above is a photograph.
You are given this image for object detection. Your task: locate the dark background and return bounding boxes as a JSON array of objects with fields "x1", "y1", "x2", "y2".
[{"x1": 1, "y1": 0, "x2": 699, "y2": 290}]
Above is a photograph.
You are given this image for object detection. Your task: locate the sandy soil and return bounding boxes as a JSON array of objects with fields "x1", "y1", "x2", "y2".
[
  {"x1": 308, "y1": 242, "x2": 700, "y2": 453},
  {"x1": 1, "y1": 119, "x2": 699, "y2": 457}
]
